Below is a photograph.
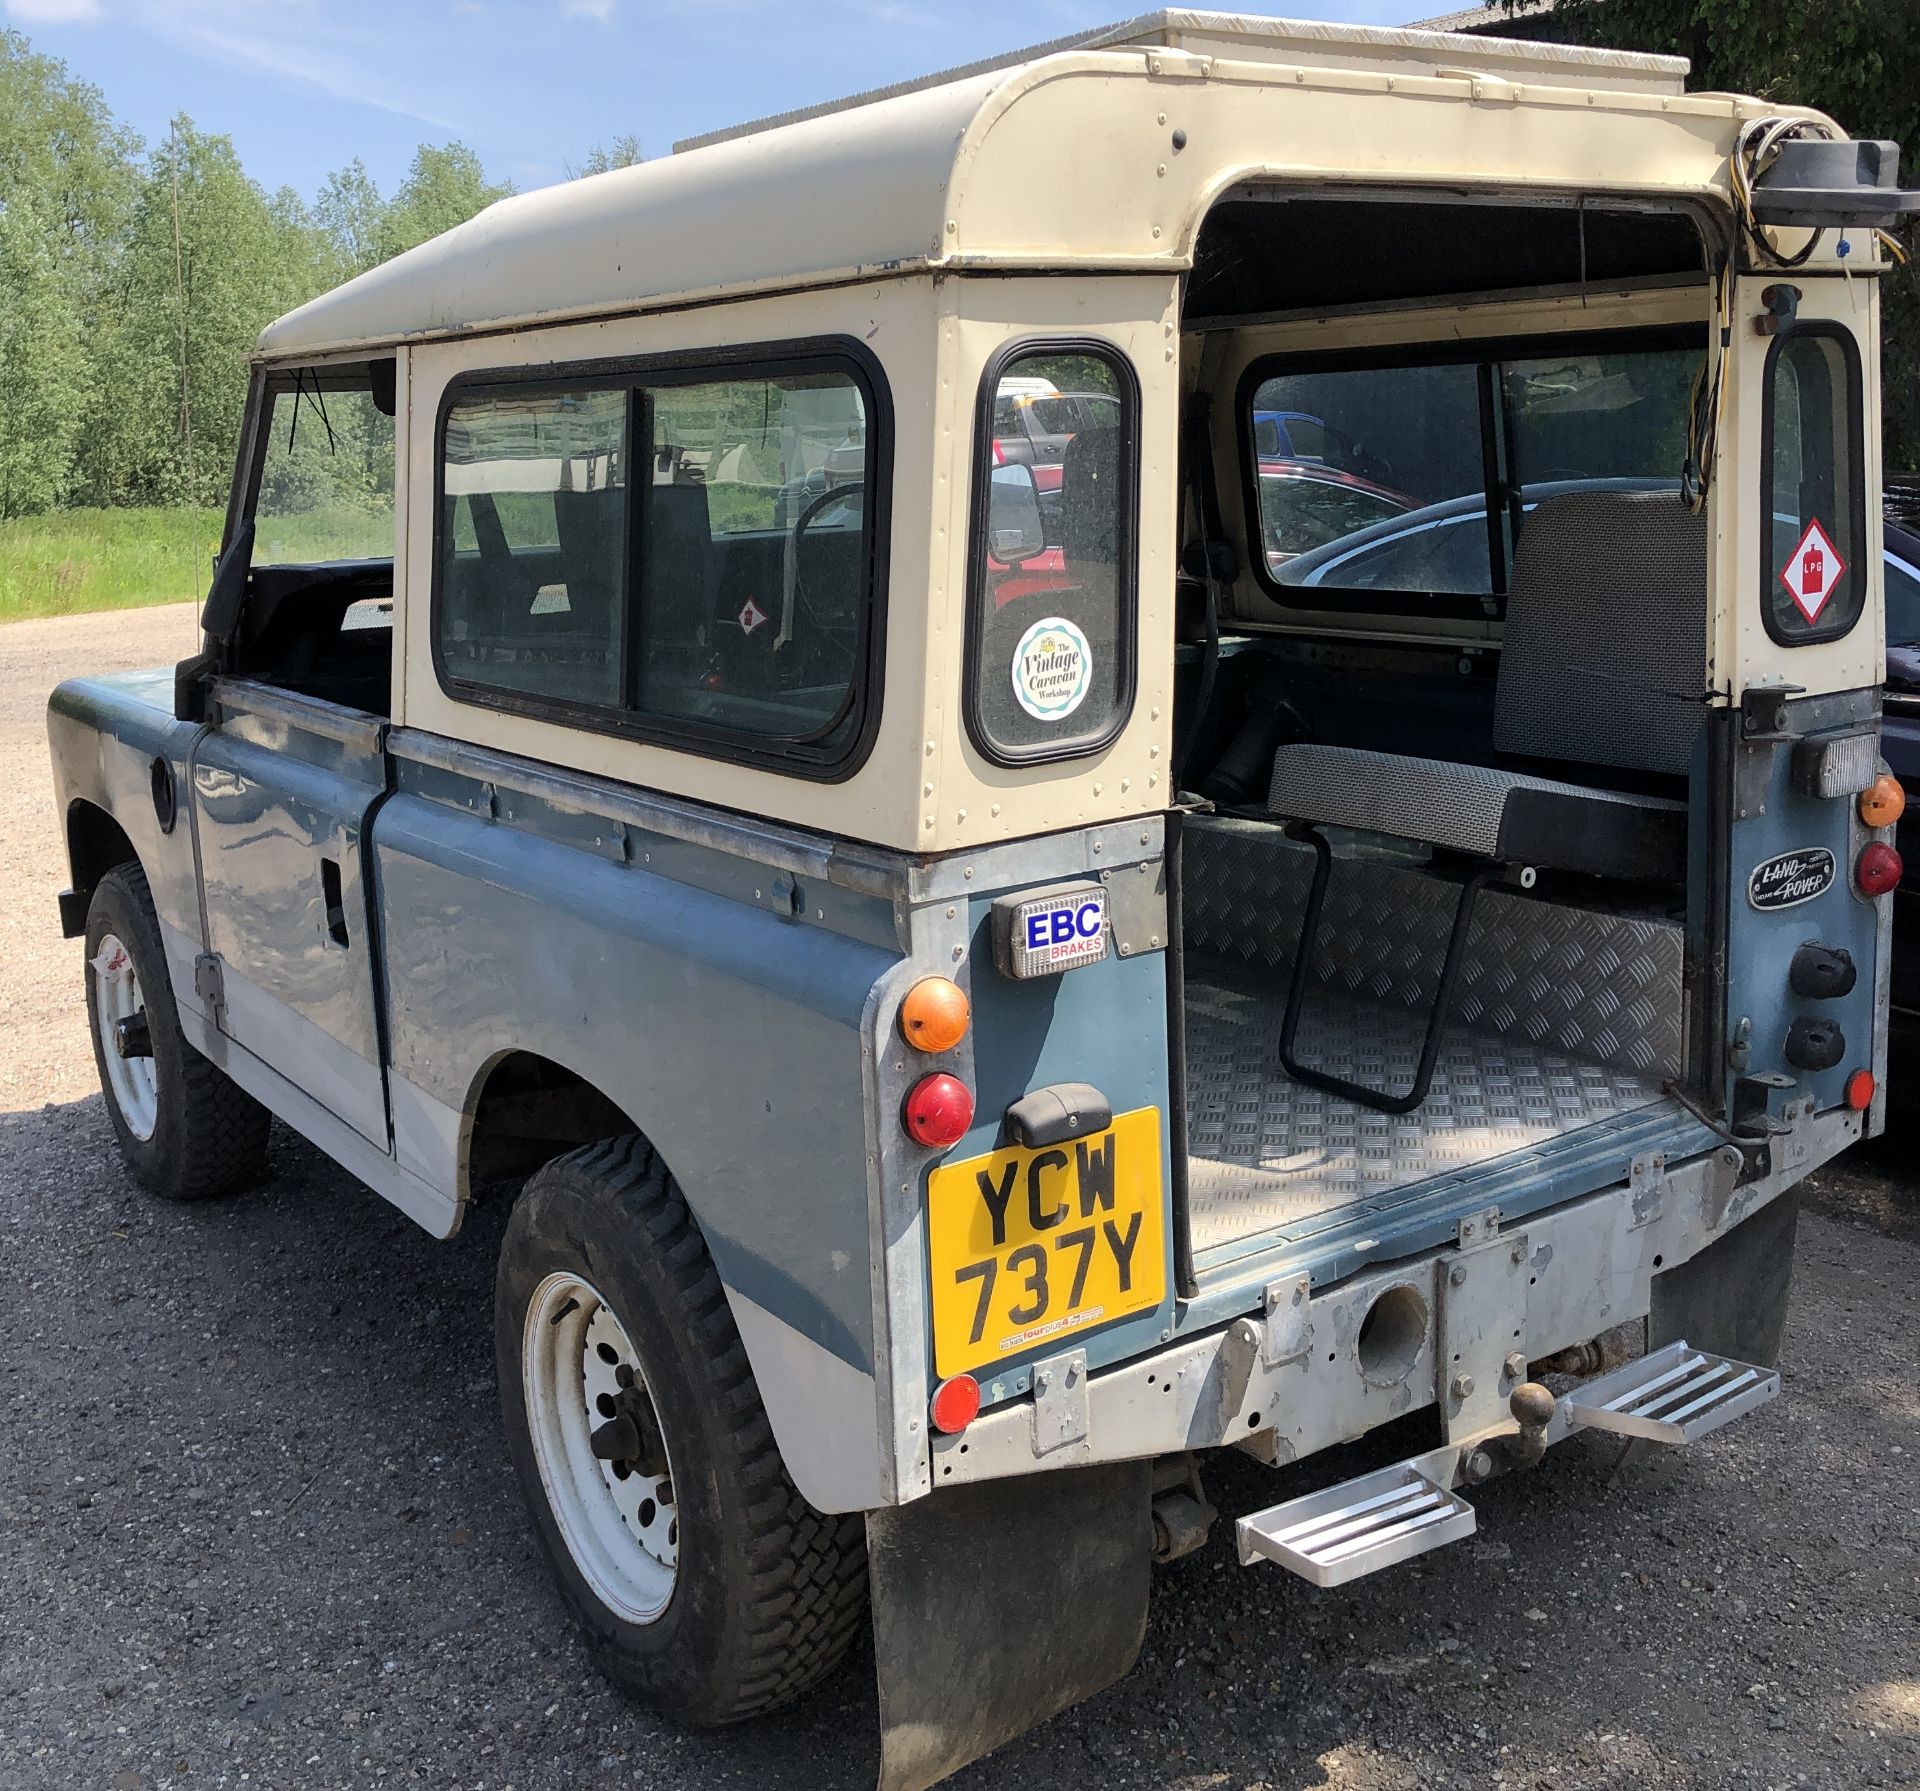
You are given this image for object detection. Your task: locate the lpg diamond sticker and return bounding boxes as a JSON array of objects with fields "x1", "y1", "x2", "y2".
[
  {"x1": 738, "y1": 596, "x2": 768, "y2": 635},
  {"x1": 1011, "y1": 616, "x2": 1093, "y2": 721},
  {"x1": 1779, "y1": 519, "x2": 1845, "y2": 624}
]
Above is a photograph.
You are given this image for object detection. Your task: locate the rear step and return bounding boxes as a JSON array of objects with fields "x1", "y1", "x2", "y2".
[
  {"x1": 1562, "y1": 1339, "x2": 1781, "y2": 1444},
  {"x1": 1238, "y1": 1340, "x2": 1779, "y2": 1588},
  {"x1": 1236, "y1": 1462, "x2": 1475, "y2": 1587}
]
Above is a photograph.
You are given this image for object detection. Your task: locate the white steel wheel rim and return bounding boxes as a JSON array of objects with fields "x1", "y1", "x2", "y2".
[
  {"x1": 522, "y1": 1271, "x2": 679, "y2": 1624},
  {"x1": 92, "y1": 932, "x2": 158, "y2": 1142}
]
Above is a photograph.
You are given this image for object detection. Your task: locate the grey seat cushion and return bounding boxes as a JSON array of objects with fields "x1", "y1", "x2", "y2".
[{"x1": 1267, "y1": 742, "x2": 1686, "y2": 881}]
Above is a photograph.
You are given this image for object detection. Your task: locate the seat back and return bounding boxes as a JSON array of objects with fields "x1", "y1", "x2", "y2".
[
  {"x1": 1060, "y1": 423, "x2": 1121, "y2": 571},
  {"x1": 1492, "y1": 488, "x2": 1707, "y2": 779},
  {"x1": 551, "y1": 484, "x2": 625, "y2": 634},
  {"x1": 641, "y1": 480, "x2": 717, "y2": 646}
]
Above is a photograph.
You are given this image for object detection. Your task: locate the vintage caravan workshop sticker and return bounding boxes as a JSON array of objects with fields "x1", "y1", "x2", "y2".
[
  {"x1": 1747, "y1": 846, "x2": 1836, "y2": 911},
  {"x1": 1011, "y1": 616, "x2": 1093, "y2": 721},
  {"x1": 1779, "y1": 519, "x2": 1845, "y2": 624}
]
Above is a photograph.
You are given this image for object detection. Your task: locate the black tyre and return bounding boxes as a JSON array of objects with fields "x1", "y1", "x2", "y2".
[
  {"x1": 83, "y1": 863, "x2": 271, "y2": 1202},
  {"x1": 495, "y1": 1136, "x2": 867, "y2": 1725}
]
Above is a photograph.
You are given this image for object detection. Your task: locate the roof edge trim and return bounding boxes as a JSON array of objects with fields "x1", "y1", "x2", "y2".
[{"x1": 672, "y1": 8, "x2": 1690, "y2": 155}]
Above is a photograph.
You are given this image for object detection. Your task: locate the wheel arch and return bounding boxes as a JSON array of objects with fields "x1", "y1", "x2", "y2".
[
  {"x1": 465, "y1": 1045, "x2": 888, "y2": 1514},
  {"x1": 461, "y1": 1047, "x2": 639, "y2": 1196},
  {"x1": 64, "y1": 798, "x2": 139, "y2": 932}
]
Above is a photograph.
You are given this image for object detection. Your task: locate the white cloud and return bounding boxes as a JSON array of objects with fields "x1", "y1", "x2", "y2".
[
  {"x1": 3, "y1": 0, "x2": 105, "y2": 22},
  {"x1": 130, "y1": 1, "x2": 459, "y2": 133},
  {"x1": 562, "y1": 0, "x2": 614, "y2": 18}
]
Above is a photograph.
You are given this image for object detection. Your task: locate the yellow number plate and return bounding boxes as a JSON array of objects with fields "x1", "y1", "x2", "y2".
[{"x1": 927, "y1": 1107, "x2": 1165, "y2": 1379}]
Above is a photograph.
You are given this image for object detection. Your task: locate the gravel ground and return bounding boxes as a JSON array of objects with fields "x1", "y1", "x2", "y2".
[{"x1": 3, "y1": 606, "x2": 1918, "y2": 1791}]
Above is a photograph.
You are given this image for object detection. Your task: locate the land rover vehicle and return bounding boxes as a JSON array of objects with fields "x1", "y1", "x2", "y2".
[{"x1": 45, "y1": 13, "x2": 1920, "y2": 1790}]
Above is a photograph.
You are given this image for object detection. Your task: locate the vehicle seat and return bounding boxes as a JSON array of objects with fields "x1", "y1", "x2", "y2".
[{"x1": 1266, "y1": 487, "x2": 1705, "y2": 882}]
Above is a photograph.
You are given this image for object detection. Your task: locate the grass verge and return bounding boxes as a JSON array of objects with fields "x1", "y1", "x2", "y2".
[
  {"x1": 1, "y1": 505, "x2": 390, "y2": 623},
  {"x1": 0, "y1": 507, "x2": 221, "y2": 623}
]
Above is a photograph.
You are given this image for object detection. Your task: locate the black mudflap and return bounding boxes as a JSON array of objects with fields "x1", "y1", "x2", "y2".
[
  {"x1": 1649, "y1": 1190, "x2": 1801, "y2": 1368},
  {"x1": 867, "y1": 1459, "x2": 1152, "y2": 1791}
]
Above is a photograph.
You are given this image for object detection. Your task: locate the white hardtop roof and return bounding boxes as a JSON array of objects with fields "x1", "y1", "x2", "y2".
[{"x1": 258, "y1": 10, "x2": 1696, "y2": 359}]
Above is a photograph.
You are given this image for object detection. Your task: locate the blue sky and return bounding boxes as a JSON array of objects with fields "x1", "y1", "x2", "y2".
[{"x1": 5, "y1": 0, "x2": 1426, "y2": 201}]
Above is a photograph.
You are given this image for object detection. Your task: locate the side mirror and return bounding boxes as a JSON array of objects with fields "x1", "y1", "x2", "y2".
[{"x1": 986, "y1": 463, "x2": 1047, "y2": 564}]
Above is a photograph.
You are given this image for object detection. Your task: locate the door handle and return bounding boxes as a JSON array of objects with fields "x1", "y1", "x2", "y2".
[{"x1": 320, "y1": 858, "x2": 351, "y2": 948}]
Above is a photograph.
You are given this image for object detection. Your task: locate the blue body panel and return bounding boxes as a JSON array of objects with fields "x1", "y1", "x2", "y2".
[
  {"x1": 373, "y1": 775, "x2": 899, "y2": 1374},
  {"x1": 957, "y1": 891, "x2": 1174, "y2": 1403},
  {"x1": 1725, "y1": 704, "x2": 1884, "y2": 1113}
]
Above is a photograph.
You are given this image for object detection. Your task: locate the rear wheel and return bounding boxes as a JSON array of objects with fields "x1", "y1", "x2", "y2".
[
  {"x1": 495, "y1": 1136, "x2": 868, "y2": 1725},
  {"x1": 83, "y1": 864, "x2": 271, "y2": 1201}
]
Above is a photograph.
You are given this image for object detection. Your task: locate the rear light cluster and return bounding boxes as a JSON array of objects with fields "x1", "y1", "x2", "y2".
[
  {"x1": 899, "y1": 977, "x2": 975, "y2": 1149},
  {"x1": 901, "y1": 976, "x2": 983, "y2": 1434},
  {"x1": 1856, "y1": 776, "x2": 1904, "y2": 897}
]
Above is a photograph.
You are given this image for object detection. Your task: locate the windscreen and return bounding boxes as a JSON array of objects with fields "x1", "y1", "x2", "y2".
[{"x1": 252, "y1": 374, "x2": 396, "y2": 565}]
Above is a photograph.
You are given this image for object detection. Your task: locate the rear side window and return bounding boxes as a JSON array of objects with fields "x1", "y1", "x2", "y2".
[
  {"x1": 965, "y1": 344, "x2": 1138, "y2": 765},
  {"x1": 1763, "y1": 326, "x2": 1866, "y2": 645},
  {"x1": 433, "y1": 344, "x2": 887, "y2": 778},
  {"x1": 1242, "y1": 334, "x2": 1703, "y2": 617}
]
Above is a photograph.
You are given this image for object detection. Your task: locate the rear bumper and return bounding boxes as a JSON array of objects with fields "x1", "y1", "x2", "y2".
[{"x1": 929, "y1": 1104, "x2": 1858, "y2": 1489}]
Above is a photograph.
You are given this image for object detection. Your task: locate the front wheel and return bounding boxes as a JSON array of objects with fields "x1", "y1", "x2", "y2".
[
  {"x1": 83, "y1": 863, "x2": 271, "y2": 1201},
  {"x1": 495, "y1": 1137, "x2": 867, "y2": 1725}
]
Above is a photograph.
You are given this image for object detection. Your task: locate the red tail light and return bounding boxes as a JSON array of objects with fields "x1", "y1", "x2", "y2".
[
  {"x1": 1847, "y1": 1069, "x2": 1876, "y2": 1111},
  {"x1": 904, "y1": 1072, "x2": 973, "y2": 1149},
  {"x1": 1856, "y1": 841, "x2": 1902, "y2": 897}
]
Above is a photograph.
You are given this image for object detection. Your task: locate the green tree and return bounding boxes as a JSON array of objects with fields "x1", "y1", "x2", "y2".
[
  {"x1": 0, "y1": 31, "x2": 139, "y2": 514},
  {"x1": 314, "y1": 156, "x2": 386, "y2": 281},
  {"x1": 574, "y1": 134, "x2": 644, "y2": 177},
  {"x1": 85, "y1": 117, "x2": 320, "y2": 508},
  {"x1": 0, "y1": 30, "x2": 137, "y2": 260},
  {"x1": 0, "y1": 187, "x2": 91, "y2": 516},
  {"x1": 1498, "y1": 0, "x2": 1920, "y2": 466},
  {"x1": 377, "y1": 141, "x2": 513, "y2": 261}
]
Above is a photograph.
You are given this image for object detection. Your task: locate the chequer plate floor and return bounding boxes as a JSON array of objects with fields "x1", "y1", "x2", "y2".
[{"x1": 1182, "y1": 956, "x2": 1667, "y2": 1256}]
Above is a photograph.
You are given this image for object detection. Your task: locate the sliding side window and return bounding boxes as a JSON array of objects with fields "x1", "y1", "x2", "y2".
[
  {"x1": 432, "y1": 345, "x2": 887, "y2": 777},
  {"x1": 440, "y1": 385, "x2": 629, "y2": 707},
  {"x1": 1763, "y1": 326, "x2": 1866, "y2": 645},
  {"x1": 639, "y1": 369, "x2": 871, "y2": 747}
]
